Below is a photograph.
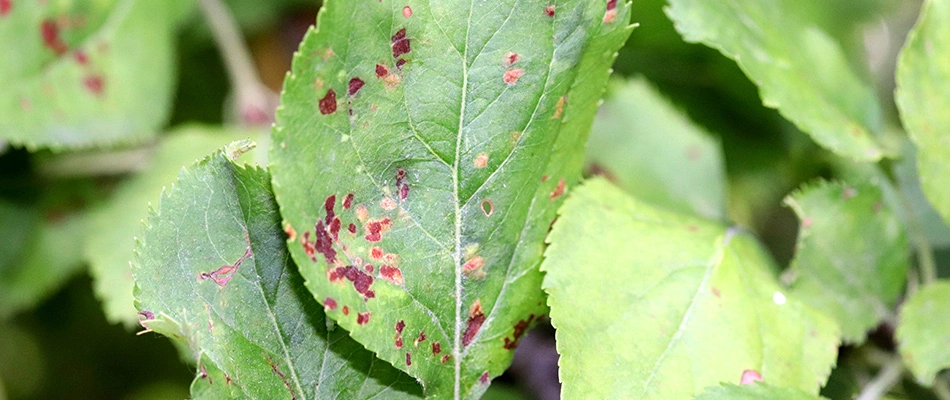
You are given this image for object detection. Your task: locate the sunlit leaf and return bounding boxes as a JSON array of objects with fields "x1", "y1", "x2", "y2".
[
  {"x1": 133, "y1": 144, "x2": 423, "y2": 399},
  {"x1": 695, "y1": 383, "x2": 826, "y2": 400},
  {"x1": 541, "y1": 178, "x2": 839, "y2": 399},
  {"x1": 269, "y1": 1, "x2": 633, "y2": 397}
]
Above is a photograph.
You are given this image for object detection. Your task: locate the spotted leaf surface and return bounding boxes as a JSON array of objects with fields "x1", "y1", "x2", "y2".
[
  {"x1": 0, "y1": 0, "x2": 177, "y2": 150},
  {"x1": 541, "y1": 178, "x2": 839, "y2": 399},
  {"x1": 784, "y1": 181, "x2": 907, "y2": 343},
  {"x1": 665, "y1": 0, "x2": 888, "y2": 161},
  {"x1": 695, "y1": 383, "x2": 826, "y2": 400},
  {"x1": 269, "y1": 1, "x2": 632, "y2": 398},
  {"x1": 133, "y1": 145, "x2": 423, "y2": 399},
  {"x1": 586, "y1": 77, "x2": 726, "y2": 220},
  {"x1": 896, "y1": 0, "x2": 950, "y2": 222},
  {"x1": 897, "y1": 281, "x2": 950, "y2": 384}
]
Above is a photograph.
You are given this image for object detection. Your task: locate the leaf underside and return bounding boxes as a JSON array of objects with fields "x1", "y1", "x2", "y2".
[
  {"x1": 0, "y1": 0, "x2": 176, "y2": 150},
  {"x1": 897, "y1": 281, "x2": 950, "y2": 384},
  {"x1": 896, "y1": 0, "x2": 950, "y2": 222},
  {"x1": 133, "y1": 147, "x2": 422, "y2": 399},
  {"x1": 541, "y1": 178, "x2": 839, "y2": 399},
  {"x1": 269, "y1": 1, "x2": 632, "y2": 398},
  {"x1": 784, "y1": 181, "x2": 907, "y2": 343},
  {"x1": 664, "y1": 0, "x2": 887, "y2": 161}
]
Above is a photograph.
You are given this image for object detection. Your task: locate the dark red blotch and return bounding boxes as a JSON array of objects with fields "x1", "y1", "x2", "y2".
[
  {"x1": 357, "y1": 312, "x2": 371, "y2": 325},
  {"x1": 324, "y1": 297, "x2": 338, "y2": 310},
  {"x1": 348, "y1": 77, "x2": 365, "y2": 96},
  {"x1": 319, "y1": 89, "x2": 337, "y2": 114},
  {"x1": 391, "y1": 28, "x2": 411, "y2": 58},
  {"x1": 41, "y1": 19, "x2": 68, "y2": 55},
  {"x1": 330, "y1": 266, "x2": 375, "y2": 299},
  {"x1": 463, "y1": 305, "x2": 486, "y2": 347},
  {"x1": 376, "y1": 64, "x2": 389, "y2": 77},
  {"x1": 607, "y1": 0, "x2": 617, "y2": 10},
  {"x1": 503, "y1": 314, "x2": 536, "y2": 349}
]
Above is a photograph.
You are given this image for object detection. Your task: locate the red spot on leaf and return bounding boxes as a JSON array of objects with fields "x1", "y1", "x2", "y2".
[
  {"x1": 348, "y1": 223, "x2": 357, "y2": 234},
  {"x1": 396, "y1": 58, "x2": 407, "y2": 70},
  {"x1": 364, "y1": 264, "x2": 374, "y2": 273},
  {"x1": 607, "y1": 0, "x2": 617, "y2": 10},
  {"x1": 312, "y1": 220, "x2": 337, "y2": 263},
  {"x1": 432, "y1": 342, "x2": 441, "y2": 354},
  {"x1": 395, "y1": 320, "x2": 406, "y2": 334},
  {"x1": 324, "y1": 297, "x2": 337, "y2": 310},
  {"x1": 741, "y1": 370, "x2": 763, "y2": 384},
  {"x1": 74, "y1": 51, "x2": 88, "y2": 65},
  {"x1": 41, "y1": 19, "x2": 68, "y2": 55},
  {"x1": 284, "y1": 223, "x2": 297, "y2": 241},
  {"x1": 550, "y1": 178, "x2": 566, "y2": 200},
  {"x1": 463, "y1": 256, "x2": 485, "y2": 273},
  {"x1": 324, "y1": 195, "x2": 336, "y2": 224},
  {"x1": 400, "y1": 184, "x2": 409, "y2": 201},
  {"x1": 541, "y1": 175, "x2": 549, "y2": 182},
  {"x1": 479, "y1": 371, "x2": 490, "y2": 384},
  {"x1": 504, "y1": 52, "x2": 519, "y2": 67},
  {"x1": 553, "y1": 96, "x2": 566, "y2": 118},
  {"x1": 83, "y1": 75, "x2": 104, "y2": 97},
  {"x1": 380, "y1": 265, "x2": 404, "y2": 285},
  {"x1": 544, "y1": 4, "x2": 555, "y2": 17},
  {"x1": 0, "y1": 0, "x2": 10, "y2": 16},
  {"x1": 342, "y1": 306, "x2": 349, "y2": 315},
  {"x1": 503, "y1": 68, "x2": 524, "y2": 85},
  {"x1": 364, "y1": 218, "x2": 391, "y2": 242},
  {"x1": 343, "y1": 193, "x2": 354, "y2": 209},
  {"x1": 395, "y1": 336, "x2": 404, "y2": 348},
  {"x1": 357, "y1": 312, "x2": 371, "y2": 325},
  {"x1": 463, "y1": 300, "x2": 486, "y2": 347},
  {"x1": 348, "y1": 77, "x2": 365, "y2": 96},
  {"x1": 406, "y1": 353, "x2": 412, "y2": 366},
  {"x1": 376, "y1": 64, "x2": 389, "y2": 78},
  {"x1": 474, "y1": 153, "x2": 488, "y2": 168},
  {"x1": 441, "y1": 354, "x2": 450, "y2": 364},
  {"x1": 200, "y1": 364, "x2": 210, "y2": 383},
  {"x1": 319, "y1": 89, "x2": 337, "y2": 114},
  {"x1": 200, "y1": 237, "x2": 252, "y2": 287},
  {"x1": 380, "y1": 197, "x2": 397, "y2": 210},
  {"x1": 503, "y1": 314, "x2": 536, "y2": 350},
  {"x1": 371, "y1": 247, "x2": 384, "y2": 260},
  {"x1": 402, "y1": 6, "x2": 412, "y2": 17},
  {"x1": 331, "y1": 266, "x2": 376, "y2": 299},
  {"x1": 391, "y1": 28, "x2": 411, "y2": 58},
  {"x1": 802, "y1": 217, "x2": 813, "y2": 228},
  {"x1": 415, "y1": 330, "x2": 427, "y2": 346},
  {"x1": 356, "y1": 205, "x2": 369, "y2": 222}
]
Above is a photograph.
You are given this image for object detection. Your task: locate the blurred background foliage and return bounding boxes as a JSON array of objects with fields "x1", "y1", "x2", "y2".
[{"x1": 0, "y1": 0, "x2": 943, "y2": 398}]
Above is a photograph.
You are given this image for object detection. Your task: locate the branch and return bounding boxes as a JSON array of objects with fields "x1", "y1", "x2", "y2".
[{"x1": 856, "y1": 357, "x2": 904, "y2": 400}]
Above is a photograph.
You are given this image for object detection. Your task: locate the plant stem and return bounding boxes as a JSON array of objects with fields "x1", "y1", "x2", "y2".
[
  {"x1": 856, "y1": 357, "x2": 904, "y2": 400},
  {"x1": 197, "y1": 0, "x2": 277, "y2": 126},
  {"x1": 877, "y1": 160, "x2": 937, "y2": 289}
]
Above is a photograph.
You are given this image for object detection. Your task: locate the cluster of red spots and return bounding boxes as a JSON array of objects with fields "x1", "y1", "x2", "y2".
[
  {"x1": 503, "y1": 314, "x2": 536, "y2": 350},
  {"x1": 402, "y1": 6, "x2": 412, "y2": 18},
  {"x1": 479, "y1": 371, "x2": 490, "y2": 384},
  {"x1": 603, "y1": 0, "x2": 618, "y2": 23},
  {"x1": 463, "y1": 300, "x2": 486, "y2": 347},
  {"x1": 328, "y1": 266, "x2": 376, "y2": 300},
  {"x1": 394, "y1": 320, "x2": 406, "y2": 348},
  {"x1": 319, "y1": 89, "x2": 337, "y2": 114},
  {"x1": 553, "y1": 96, "x2": 566, "y2": 118},
  {"x1": 200, "y1": 238, "x2": 253, "y2": 287},
  {"x1": 391, "y1": 28, "x2": 411, "y2": 58},
  {"x1": 364, "y1": 217, "x2": 392, "y2": 242},
  {"x1": 414, "y1": 330, "x2": 427, "y2": 346},
  {"x1": 83, "y1": 75, "x2": 104, "y2": 97},
  {"x1": 324, "y1": 297, "x2": 339, "y2": 311},
  {"x1": 503, "y1": 68, "x2": 524, "y2": 85},
  {"x1": 268, "y1": 360, "x2": 298, "y2": 400},
  {"x1": 740, "y1": 370, "x2": 763, "y2": 385},
  {"x1": 549, "y1": 178, "x2": 566, "y2": 200},
  {"x1": 406, "y1": 353, "x2": 412, "y2": 366},
  {"x1": 41, "y1": 19, "x2": 68, "y2": 55},
  {"x1": 395, "y1": 168, "x2": 410, "y2": 201},
  {"x1": 347, "y1": 77, "x2": 365, "y2": 96},
  {"x1": 544, "y1": 4, "x2": 555, "y2": 17},
  {"x1": 0, "y1": 0, "x2": 11, "y2": 16},
  {"x1": 357, "y1": 312, "x2": 371, "y2": 325},
  {"x1": 380, "y1": 264, "x2": 404, "y2": 285},
  {"x1": 474, "y1": 153, "x2": 488, "y2": 168}
]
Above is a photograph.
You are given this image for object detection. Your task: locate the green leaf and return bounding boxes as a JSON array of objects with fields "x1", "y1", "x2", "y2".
[
  {"x1": 86, "y1": 126, "x2": 255, "y2": 327},
  {"x1": 784, "y1": 181, "x2": 908, "y2": 343},
  {"x1": 664, "y1": 0, "x2": 888, "y2": 161},
  {"x1": 897, "y1": 281, "x2": 950, "y2": 384},
  {"x1": 0, "y1": 0, "x2": 177, "y2": 150},
  {"x1": 695, "y1": 383, "x2": 827, "y2": 400},
  {"x1": 541, "y1": 178, "x2": 839, "y2": 399},
  {"x1": 269, "y1": 1, "x2": 633, "y2": 397},
  {"x1": 895, "y1": 0, "x2": 950, "y2": 222},
  {"x1": 586, "y1": 77, "x2": 726, "y2": 220},
  {"x1": 132, "y1": 146, "x2": 423, "y2": 399}
]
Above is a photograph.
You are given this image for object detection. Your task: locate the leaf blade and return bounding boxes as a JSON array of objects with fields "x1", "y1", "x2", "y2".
[{"x1": 897, "y1": 281, "x2": 950, "y2": 384}]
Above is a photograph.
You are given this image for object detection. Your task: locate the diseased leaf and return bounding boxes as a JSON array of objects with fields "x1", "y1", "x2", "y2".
[
  {"x1": 586, "y1": 77, "x2": 726, "y2": 220},
  {"x1": 269, "y1": 1, "x2": 633, "y2": 397},
  {"x1": 895, "y1": 0, "x2": 950, "y2": 222},
  {"x1": 541, "y1": 178, "x2": 839, "y2": 399},
  {"x1": 695, "y1": 383, "x2": 827, "y2": 400},
  {"x1": 897, "y1": 281, "x2": 950, "y2": 384},
  {"x1": 665, "y1": 0, "x2": 888, "y2": 161},
  {"x1": 133, "y1": 145, "x2": 423, "y2": 399},
  {"x1": 0, "y1": 0, "x2": 177, "y2": 150},
  {"x1": 86, "y1": 126, "x2": 255, "y2": 327},
  {"x1": 784, "y1": 181, "x2": 908, "y2": 343}
]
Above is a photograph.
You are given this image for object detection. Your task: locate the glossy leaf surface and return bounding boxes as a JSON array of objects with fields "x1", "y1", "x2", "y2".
[
  {"x1": 541, "y1": 178, "x2": 839, "y2": 399},
  {"x1": 269, "y1": 1, "x2": 633, "y2": 397},
  {"x1": 133, "y1": 145, "x2": 423, "y2": 399}
]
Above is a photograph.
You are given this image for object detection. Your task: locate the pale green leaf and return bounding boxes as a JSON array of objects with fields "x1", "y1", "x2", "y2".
[
  {"x1": 541, "y1": 178, "x2": 839, "y2": 399},
  {"x1": 897, "y1": 281, "x2": 950, "y2": 384},
  {"x1": 86, "y1": 126, "x2": 257, "y2": 327},
  {"x1": 695, "y1": 383, "x2": 826, "y2": 400},
  {"x1": 895, "y1": 0, "x2": 950, "y2": 222},
  {"x1": 586, "y1": 77, "x2": 726, "y2": 220},
  {"x1": 784, "y1": 181, "x2": 908, "y2": 343},
  {"x1": 665, "y1": 0, "x2": 888, "y2": 161},
  {"x1": 269, "y1": 1, "x2": 633, "y2": 398},
  {"x1": 133, "y1": 146, "x2": 423, "y2": 399},
  {"x1": 0, "y1": 0, "x2": 177, "y2": 150}
]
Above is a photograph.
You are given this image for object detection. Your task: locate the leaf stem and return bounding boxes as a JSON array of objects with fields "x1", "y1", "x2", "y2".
[
  {"x1": 197, "y1": 0, "x2": 277, "y2": 126},
  {"x1": 856, "y1": 357, "x2": 904, "y2": 400},
  {"x1": 877, "y1": 160, "x2": 937, "y2": 289}
]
